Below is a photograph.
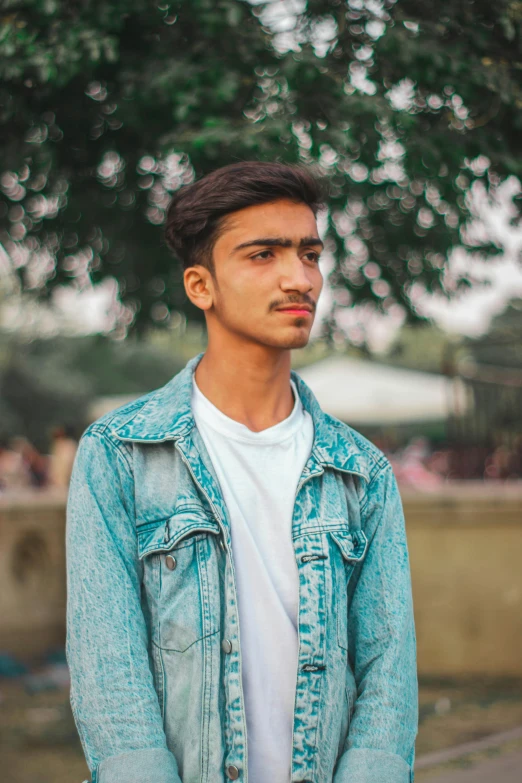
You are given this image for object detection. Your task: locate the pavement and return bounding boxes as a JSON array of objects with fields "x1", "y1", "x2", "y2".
[{"x1": 426, "y1": 748, "x2": 522, "y2": 782}]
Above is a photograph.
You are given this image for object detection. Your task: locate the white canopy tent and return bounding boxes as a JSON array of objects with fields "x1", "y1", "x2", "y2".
[
  {"x1": 88, "y1": 355, "x2": 468, "y2": 427},
  {"x1": 296, "y1": 355, "x2": 467, "y2": 425}
]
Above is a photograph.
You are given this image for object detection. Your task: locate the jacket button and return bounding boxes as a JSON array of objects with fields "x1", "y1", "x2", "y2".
[
  {"x1": 221, "y1": 638, "x2": 233, "y2": 654},
  {"x1": 226, "y1": 765, "x2": 240, "y2": 779},
  {"x1": 165, "y1": 555, "x2": 177, "y2": 571}
]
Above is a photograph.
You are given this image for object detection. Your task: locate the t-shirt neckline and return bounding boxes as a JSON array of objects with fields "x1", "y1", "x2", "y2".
[{"x1": 191, "y1": 376, "x2": 304, "y2": 445}]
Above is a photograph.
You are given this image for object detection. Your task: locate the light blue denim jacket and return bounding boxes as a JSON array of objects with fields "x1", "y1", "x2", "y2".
[{"x1": 66, "y1": 352, "x2": 418, "y2": 783}]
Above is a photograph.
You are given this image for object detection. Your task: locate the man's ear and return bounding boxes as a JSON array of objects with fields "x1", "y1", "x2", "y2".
[{"x1": 183, "y1": 265, "x2": 214, "y2": 311}]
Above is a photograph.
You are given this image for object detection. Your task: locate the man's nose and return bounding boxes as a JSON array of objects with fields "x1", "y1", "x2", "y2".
[{"x1": 279, "y1": 254, "x2": 314, "y2": 293}]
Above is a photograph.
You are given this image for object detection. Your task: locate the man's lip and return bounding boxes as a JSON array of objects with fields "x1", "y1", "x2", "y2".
[{"x1": 276, "y1": 305, "x2": 313, "y2": 313}]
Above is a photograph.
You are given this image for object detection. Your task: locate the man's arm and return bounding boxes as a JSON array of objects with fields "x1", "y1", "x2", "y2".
[
  {"x1": 66, "y1": 427, "x2": 181, "y2": 783},
  {"x1": 334, "y1": 464, "x2": 418, "y2": 783}
]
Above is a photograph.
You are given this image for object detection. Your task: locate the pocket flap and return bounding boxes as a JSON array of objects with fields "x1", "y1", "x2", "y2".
[
  {"x1": 137, "y1": 509, "x2": 220, "y2": 560},
  {"x1": 330, "y1": 529, "x2": 368, "y2": 563}
]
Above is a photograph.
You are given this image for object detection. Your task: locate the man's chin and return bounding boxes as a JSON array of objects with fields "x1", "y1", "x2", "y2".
[
  {"x1": 286, "y1": 333, "x2": 311, "y2": 350},
  {"x1": 262, "y1": 330, "x2": 311, "y2": 350}
]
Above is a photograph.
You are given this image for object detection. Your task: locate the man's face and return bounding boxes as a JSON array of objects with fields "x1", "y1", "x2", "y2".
[{"x1": 189, "y1": 199, "x2": 324, "y2": 350}]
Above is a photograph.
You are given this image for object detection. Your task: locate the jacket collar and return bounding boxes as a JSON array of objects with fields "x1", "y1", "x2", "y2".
[{"x1": 111, "y1": 352, "x2": 371, "y2": 481}]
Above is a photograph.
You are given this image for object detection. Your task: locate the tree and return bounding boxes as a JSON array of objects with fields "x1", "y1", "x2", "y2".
[
  {"x1": 0, "y1": 329, "x2": 189, "y2": 448},
  {"x1": 464, "y1": 297, "x2": 522, "y2": 370},
  {"x1": 449, "y1": 299, "x2": 522, "y2": 452},
  {"x1": 1, "y1": 0, "x2": 520, "y2": 334}
]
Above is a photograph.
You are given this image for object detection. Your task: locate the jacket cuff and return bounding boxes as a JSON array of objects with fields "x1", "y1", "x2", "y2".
[
  {"x1": 95, "y1": 748, "x2": 181, "y2": 783},
  {"x1": 334, "y1": 747, "x2": 413, "y2": 783}
]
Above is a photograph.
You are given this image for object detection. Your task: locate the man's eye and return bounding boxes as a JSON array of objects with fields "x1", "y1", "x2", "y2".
[
  {"x1": 304, "y1": 252, "x2": 320, "y2": 263},
  {"x1": 252, "y1": 250, "x2": 273, "y2": 260}
]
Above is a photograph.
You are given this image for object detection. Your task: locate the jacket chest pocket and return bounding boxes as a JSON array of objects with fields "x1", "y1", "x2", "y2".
[
  {"x1": 330, "y1": 529, "x2": 368, "y2": 651},
  {"x1": 137, "y1": 509, "x2": 222, "y2": 652}
]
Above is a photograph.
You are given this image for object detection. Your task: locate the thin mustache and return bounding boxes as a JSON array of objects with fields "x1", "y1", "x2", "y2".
[{"x1": 271, "y1": 297, "x2": 316, "y2": 311}]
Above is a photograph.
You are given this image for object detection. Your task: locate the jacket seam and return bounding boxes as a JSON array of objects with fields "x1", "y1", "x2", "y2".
[
  {"x1": 82, "y1": 427, "x2": 134, "y2": 476},
  {"x1": 361, "y1": 460, "x2": 392, "y2": 524},
  {"x1": 330, "y1": 417, "x2": 388, "y2": 472},
  {"x1": 293, "y1": 523, "x2": 362, "y2": 539},
  {"x1": 353, "y1": 442, "x2": 387, "y2": 475},
  {"x1": 361, "y1": 463, "x2": 398, "y2": 639},
  {"x1": 137, "y1": 511, "x2": 217, "y2": 532},
  {"x1": 359, "y1": 460, "x2": 390, "y2": 516}
]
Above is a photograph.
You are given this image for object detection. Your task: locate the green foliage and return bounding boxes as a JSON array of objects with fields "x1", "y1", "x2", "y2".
[
  {"x1": 0, "y1": 331, "x2": 188, "y2": 448},
  {"x1": 457, "y1": 299, "x2": 522, "y2": 448},
  {"x1": 0, "y1": 0, "x2": 520, "y2": 332},
  {"x1": 383, "y1": 322, "x2": 454, "y2": 373},
  {"x1": 464, "y1": 297, "x2": 522, "y2": 369},
  {"x1": 0, "y1": 337, "x2": 91, "y2": 450}
]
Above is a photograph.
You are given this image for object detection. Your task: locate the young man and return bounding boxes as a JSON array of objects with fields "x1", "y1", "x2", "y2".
[{"x1": 66, "y1": 161, "x2": 418, "y2": 783}]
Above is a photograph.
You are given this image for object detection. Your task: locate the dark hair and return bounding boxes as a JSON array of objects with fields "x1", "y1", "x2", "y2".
[{"x1": 164, "y1": 161, "x2": 324, "y2": 271}]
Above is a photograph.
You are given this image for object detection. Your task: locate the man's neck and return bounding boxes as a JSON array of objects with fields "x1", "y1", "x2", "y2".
[{"x1": 194, "y1": 341, "x2": 295, "y2": 433}]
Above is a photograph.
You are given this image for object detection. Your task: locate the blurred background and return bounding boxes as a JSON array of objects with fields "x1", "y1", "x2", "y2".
[{"x1": 1, "y1": 1, "x2": 522, "y2": 781}]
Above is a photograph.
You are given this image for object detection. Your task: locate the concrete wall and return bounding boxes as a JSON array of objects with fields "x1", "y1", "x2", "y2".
[
  {"x1": 1, "y1": 486, "x2": 521, "y2": 675},
  {"x1": 403, "y1": 484, "x2": 522, "y2": 677},
  {"x1": 0, "y1": 491, "x2": 68, "y2": 661}
]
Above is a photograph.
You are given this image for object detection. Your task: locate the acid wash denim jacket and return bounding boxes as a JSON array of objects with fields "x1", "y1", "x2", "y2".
[{"x1": 66, "y1": 352, "x2": 418, "y2": 783}]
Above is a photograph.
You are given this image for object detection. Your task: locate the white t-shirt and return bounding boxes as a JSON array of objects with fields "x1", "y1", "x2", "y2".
[{"x1": 191, "y1": 376, "x2": 314, "y2": 783}]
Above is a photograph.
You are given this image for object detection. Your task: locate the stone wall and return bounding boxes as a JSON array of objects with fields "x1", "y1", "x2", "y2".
[
  {"x1": 403, "y1": 484, "x2": 522, "y2": 677},
  {"x1": 1, "y1": 486, "x2": 521, "y2": 675},
  {"x1": 0, "y1": 491, "x2": 68, "y2": 661}
]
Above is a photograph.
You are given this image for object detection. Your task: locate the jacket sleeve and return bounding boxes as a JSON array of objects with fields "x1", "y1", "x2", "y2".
[
  {"x1": 333, "y1": 463, "x2": 418, "y2": 783},
  {"x1": 66, "y1": 427, "x2": 181, "y2": 783}
]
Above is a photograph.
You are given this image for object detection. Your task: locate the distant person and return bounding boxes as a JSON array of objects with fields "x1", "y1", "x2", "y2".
[
  {"x1": 10, "y1": 436, "x2": 48, "y2": 488},
  {"x1": 0, "y1": 438, "x2": 31, "y2": 491},
  {"x1": 393, "y1": 436, "x2": 443, "y2": 489},
  {"x1": 48, "y1": 426, "x2": 77, "y2": 488},
  {"x1": 484, "y1": 443, "x2": 513, "y2": 480},
  {"x1": 67, "y1": 162, "x2": 418, "y2": 783}
]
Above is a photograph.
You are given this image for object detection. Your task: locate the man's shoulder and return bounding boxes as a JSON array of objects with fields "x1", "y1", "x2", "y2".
[
  {"x1": 82, "y1": 387, "x2": 165, "y2": 441},
  {"x1": 321, "y1": 410, "x2": 391, "y2": 481}
]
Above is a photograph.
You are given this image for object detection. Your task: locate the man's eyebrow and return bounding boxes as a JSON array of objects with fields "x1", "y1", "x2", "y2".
[{"x1": 233, "y1": 236, "x2": 324, "y2": 252}]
